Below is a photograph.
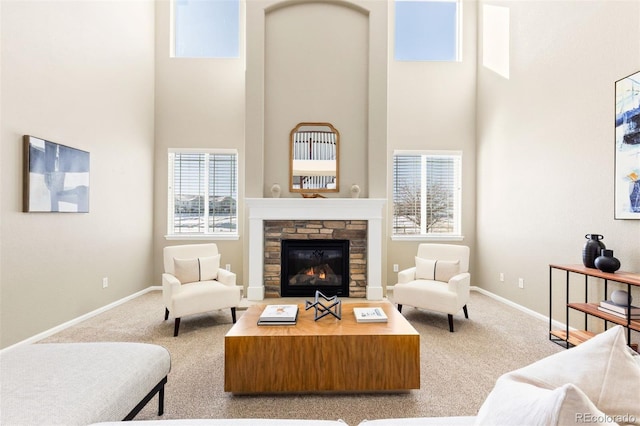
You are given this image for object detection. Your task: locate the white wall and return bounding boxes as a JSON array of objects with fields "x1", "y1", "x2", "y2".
[
  {"x1": 0, "y1": 0, "x2": 156, "y2": 348},
  {"x1": 476, "y1": 0, "x2": 640, "y2": 321},
  {"x1": 152, "y1": 0, "x2": 246, "y2": 285},
  {"x1": 385, "y1": 1, "x2": 478, "y2": 285}
]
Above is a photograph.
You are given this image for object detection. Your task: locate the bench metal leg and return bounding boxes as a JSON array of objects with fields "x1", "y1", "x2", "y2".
[
  {"x1": 123, "y1": 376, "x2": 167, "y2": 421},
  {"x1": 158, "y1": 382, "x2": 165, "y2": 415}
]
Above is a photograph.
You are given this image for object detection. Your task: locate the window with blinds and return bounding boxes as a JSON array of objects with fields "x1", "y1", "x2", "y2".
[
  {"x1": 392, "y1": 151, "x2": 461, "y2": 237},
  {"x1": 168, "y1": 149, "x2": 238, "y2": 237}
]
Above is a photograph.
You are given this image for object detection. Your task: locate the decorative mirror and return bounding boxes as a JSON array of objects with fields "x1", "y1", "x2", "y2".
[{"x1": 289, "y1": 122, "x2": 339, "y2": 194}]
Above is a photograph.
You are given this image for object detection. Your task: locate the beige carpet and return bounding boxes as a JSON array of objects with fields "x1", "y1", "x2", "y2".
[{"x1": 40, "y1": 290, "x2": 562, "y2": 425}]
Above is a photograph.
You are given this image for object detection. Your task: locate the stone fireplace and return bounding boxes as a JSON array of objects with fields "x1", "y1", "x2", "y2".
[
  {"x1": 266, "y1": 222, "x2": 365, "y2": 298},
  {"x1": 245, "y1": 198, "x2": 385, "y2": 300}
]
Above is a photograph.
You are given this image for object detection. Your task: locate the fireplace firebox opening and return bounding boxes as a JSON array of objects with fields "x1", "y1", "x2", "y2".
[{"x1": 281, "y1": 239, "x2": 350, "y2": 297}]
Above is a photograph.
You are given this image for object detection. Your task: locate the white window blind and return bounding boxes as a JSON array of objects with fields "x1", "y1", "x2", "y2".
[
  {"x1": 393, "y1": 151, "x2": 461, "y2": 236},
  {"x1": 168, "y1": 150, "x2": 238, "y2": 237}
]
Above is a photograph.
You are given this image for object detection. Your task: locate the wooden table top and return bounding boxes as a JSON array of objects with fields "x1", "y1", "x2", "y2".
[
  {"x1": 226, "y1": 300, "x2": 419, "y2": 338},
  {"x1": 550, "y1": 264, "x2": 640, "y2": 286}
]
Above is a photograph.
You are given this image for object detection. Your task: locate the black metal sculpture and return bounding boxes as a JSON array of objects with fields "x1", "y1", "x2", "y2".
[{"x1": 305, "y1": 290, "x2": 342, "y2": 321}]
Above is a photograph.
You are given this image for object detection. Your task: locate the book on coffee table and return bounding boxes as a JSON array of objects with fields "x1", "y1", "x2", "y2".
[
  {"x1": 353, "y1": 307, "x2": 388, "y2": 323},
  {"x1": 257, "y1": 304, "x2": 299, "y2": 325}
]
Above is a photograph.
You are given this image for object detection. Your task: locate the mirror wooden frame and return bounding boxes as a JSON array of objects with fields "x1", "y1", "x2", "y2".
[{"x1": 289, "y1": 122, "x2": 340, "y2": 194}]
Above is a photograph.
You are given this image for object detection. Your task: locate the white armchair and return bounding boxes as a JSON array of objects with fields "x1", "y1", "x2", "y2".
[
  {"x1": 393, "y1": 244, "x2": 470, "y2": 332},
  {"x1": 162, "y1": 243, "x2": 242, "y2": 336}
]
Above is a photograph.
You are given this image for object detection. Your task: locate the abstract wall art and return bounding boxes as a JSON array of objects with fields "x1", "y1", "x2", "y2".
[
  {"x1": 23, "y1": 135, "x2": 90, "y2": 213},
  {"x1": 614, "y1": 70, "x2": 640, "y2": 219}
]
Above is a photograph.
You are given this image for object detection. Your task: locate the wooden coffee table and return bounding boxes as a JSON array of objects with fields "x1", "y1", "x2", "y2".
[{"x1": 224, "y1": 301, "x2": 420, "y2": 394}]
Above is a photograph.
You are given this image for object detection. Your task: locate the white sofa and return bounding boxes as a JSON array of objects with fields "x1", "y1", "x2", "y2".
[
  {"x1": 90, "y1": 326, "x2": 640, "y2": 426},
  {"x1": 0, "y1": 342, "x2": 171, "y2": 426}
]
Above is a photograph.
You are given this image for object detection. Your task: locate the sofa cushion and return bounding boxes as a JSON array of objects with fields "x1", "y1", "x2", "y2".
[
  {"x1": 174, "y1": 254, "x2": 220, "y2": 284},
  {"x1": 475, "y1": 380, "x2": 613, "y2": 426},
  {"x1": 497, "y1": 326, "x2": 640, "y2": 424},
  {"x1": 415, "y1": 257, "x2": 459, "y2": 282}
]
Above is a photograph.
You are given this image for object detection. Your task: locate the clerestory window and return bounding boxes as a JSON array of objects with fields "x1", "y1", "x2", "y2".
[
  {"x1": 394, "y1": 0, "x2": 462, "y2": 62},
  {"x1": 172, "y1": 0, "x2": 240, "y2": 58}
]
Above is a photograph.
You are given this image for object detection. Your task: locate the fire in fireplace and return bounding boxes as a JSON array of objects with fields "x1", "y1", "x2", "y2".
[{"x1": 281, "y1": 239, "x2": 350, "y2": 297}]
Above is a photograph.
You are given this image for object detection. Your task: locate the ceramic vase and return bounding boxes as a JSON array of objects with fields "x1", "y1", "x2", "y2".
[
  {"x1": 594, "y1": 249, "x2": 621, "y2": 273},
  {"x1": 582, "y1": 234, "x2": 605, "y2": 268},
  {"x1": 271, "y1": 183, "x2": 281, "y2": 198},
  {"x1": 350, "y1": 184, "x2": 360, "y2": 199},
  {"x1": 611, "y1": 290, "x2": 633, "y2": 306}
]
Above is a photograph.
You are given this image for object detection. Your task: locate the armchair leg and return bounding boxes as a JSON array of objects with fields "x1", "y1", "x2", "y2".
[
  {"x1": 448, "y1": 314, "x2": 454, "y2": 332},
  {"x1": 231, "y1": 307, "x2": 237, "y2": 324},
  {"x1": 164, "y1": 308, "x2": 169, "y2": 321},
  {"x1": 174, "y1": 318, "x2": 181, "y2": 337},
  {"x1": 463, "y1": 305, "x2": 469, "y2": 319},
  {"x1": 397, "y1": 304, "x2": 403, "y2": 313}
]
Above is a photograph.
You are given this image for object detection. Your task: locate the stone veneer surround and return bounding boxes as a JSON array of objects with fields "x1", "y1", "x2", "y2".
[
  {"x1": 264, "y1": 220, "x2": 367, "y2": 298},
  {"x1": 245, "y1": 198, "x2": 386, "y2": 300}
]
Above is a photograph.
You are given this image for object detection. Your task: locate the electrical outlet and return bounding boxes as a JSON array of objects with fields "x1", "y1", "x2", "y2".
[
  {"x1": 518, "y1": 278, "x2": 524, "y2": 289},
  {"x1": 225, "y1": 264, "x2": 231, "y2": 271},
  {"x1": 102, "y1": 277, "x2": 109, "y2": 288},
  {"x1": 393, "y1": 264, "x2": 399, "y2": 272},
  {"x1": 499, "y1": 273, "x2": 505, "y2": 282}
]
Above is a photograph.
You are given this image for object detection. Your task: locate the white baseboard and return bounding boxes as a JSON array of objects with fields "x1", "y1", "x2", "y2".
[
  {"x1": 1, "y1": 286, "x2": 162, "y2": 354},
  {"x1": 470, "y1": 286, "x2": 567, "y2": 330},
  {"x1": 387, "y1": 284, "x2": 568, "y2": 330},
  {"x1": 5, "y1": 284, "x2": 570, "y2": 354}
]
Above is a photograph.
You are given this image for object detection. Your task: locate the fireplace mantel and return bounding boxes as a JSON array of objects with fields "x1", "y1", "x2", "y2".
[{"x1": 245, "y1": 198, "x2": 386, "y2": 300}]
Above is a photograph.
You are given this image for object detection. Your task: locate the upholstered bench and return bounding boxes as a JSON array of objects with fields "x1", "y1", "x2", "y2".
[{"x1": 0, "y1": 342, "x2": 171, "y2": 425}]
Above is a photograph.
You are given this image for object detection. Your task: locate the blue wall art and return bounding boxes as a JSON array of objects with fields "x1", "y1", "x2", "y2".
[
  {"x1": 23, "y1": 135, "x2": 90, "y2": 213},
  {"x1": 614, "y1": 70, "x2": 640, "y2": 219}
]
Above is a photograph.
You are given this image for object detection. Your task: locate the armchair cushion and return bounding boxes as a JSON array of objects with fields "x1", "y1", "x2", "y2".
[
  {"x1": 173, "y1": 254, "x2": 220, "y2": 284},
  {"x1": 200, "y1": 254, "x2": 220, "y2": 280},
  {"x1": 415, "y1": 257, "x2": 460, "y2": 282}
]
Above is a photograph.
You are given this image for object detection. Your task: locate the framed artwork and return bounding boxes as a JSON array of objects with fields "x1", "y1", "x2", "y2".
[
  {"x1": 23, "y1": 135, "x2": 90, "y2": 213},
  {"x1": 614, "y1": 70, "x2": 640, "y2": 219}
]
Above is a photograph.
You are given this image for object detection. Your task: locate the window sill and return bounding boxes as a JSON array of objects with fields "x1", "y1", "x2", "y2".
[
  {"x1": 391, "y1": 234, "x2": 464, "y2": 242},
  {"x1": 165, "y1": 234, "x2": 239, "y2": 241}
]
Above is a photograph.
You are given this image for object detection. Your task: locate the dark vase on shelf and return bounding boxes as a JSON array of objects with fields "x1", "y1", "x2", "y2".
[
  {"x1": 582, "y1": 234, "x2": 605, "y2": 268},
  {"x1": 594, "y1": 249, "x2": 621, "y2": 273}
]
